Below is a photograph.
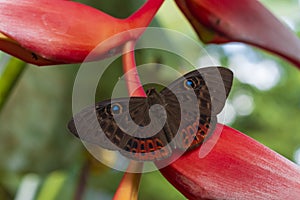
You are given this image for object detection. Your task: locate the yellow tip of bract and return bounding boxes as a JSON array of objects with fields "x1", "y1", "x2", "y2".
[
  {"x1": 113, "y1": 162, "x2": 143, "y2": 200},
  {"x1": 0, "y1": 33, "x2": 58, "y2": 65}
]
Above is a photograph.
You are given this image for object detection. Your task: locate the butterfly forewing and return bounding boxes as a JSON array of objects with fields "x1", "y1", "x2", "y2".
[
  {"x1": 68, "y1": 103, "x2": 116, "y2": 150},
  {"x1": 199, "y1": 67, "x2": 233, "y2": 114}
]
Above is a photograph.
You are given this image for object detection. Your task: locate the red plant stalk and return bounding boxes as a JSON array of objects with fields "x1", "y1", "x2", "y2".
[
  {"x1": 122, "y1": 41, "x2": 147, "y2": 97},
  {"x1": 160, "y1": 124, "x2": 300, "y2": 199},
  {"x1": 175, "y1": 0, "x2": 300, "y2": 69},
  {"x1": 112, "y1": 40, "x2": 146, "y2": 200},
  {"x1": 0, "y1": 0, "x2": 164, "y2": 65}
]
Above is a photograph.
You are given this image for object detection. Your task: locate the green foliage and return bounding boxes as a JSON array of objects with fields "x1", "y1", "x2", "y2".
[
  {"x1": 232, "y1": 60, "x2": 300, "y2": 160},
  {"x1": 0, "y1": 56, "x2": 26, "y2": 110}
]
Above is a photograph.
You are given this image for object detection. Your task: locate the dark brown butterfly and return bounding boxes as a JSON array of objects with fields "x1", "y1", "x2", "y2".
[{"x1": 68, "y1": 67, "x2": 233, "y2": 161}]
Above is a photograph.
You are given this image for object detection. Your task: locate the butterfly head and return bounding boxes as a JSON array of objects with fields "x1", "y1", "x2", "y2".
[
  {"x1": 146, "y1": 88, "x2": 159, "y2": 96},
  {"x1": 146, "y1": 88, "x2": 162, "y2": 100}
]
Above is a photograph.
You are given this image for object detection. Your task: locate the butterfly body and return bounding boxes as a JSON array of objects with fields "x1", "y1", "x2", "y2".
[{"x1": 68, "y1": 67, "x2": 233, "y2": 161}]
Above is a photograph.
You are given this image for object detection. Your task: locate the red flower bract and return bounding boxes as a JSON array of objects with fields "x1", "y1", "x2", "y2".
[
  {"x1": 175, "y1": 0, "x2": 300, "y2": 69},
  {"x1": 160, "y1": 124, "x2": 300, "y2": 199},
  {"x1": 0, "y1": 0, "x2": 163, "y2": 65}
]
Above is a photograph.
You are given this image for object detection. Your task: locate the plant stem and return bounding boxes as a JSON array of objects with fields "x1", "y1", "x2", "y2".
[
  {"x1": 74, "y1": 161, "x2": 90, "y2": 200},
  {"x1": 0, "y1": 56, "x2": 26, "y2": 111},
  {"x1": 122, "y1": 41, "x2": 146, "y2": 97}
]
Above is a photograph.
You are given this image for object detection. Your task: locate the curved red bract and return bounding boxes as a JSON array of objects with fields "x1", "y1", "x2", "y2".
[
  {"x1": 160, "y1": 124, "x2": 300, "y2": 199},
  {"x1": 0, "y1": 0, "x2": 163, "y2": 65},
  {"x1": 175, "y1": 0, "x2": 300, "y2": 69}
]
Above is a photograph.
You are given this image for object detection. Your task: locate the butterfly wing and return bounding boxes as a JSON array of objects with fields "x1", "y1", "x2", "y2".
[
  {"x1": 160, "y1": 66, "x2": 233, "y2": 150},
  {"x1": 68, "y1": 67, "x2": 233, "y2": 160},
  {"x1": 68, "y1": 97, "x2": 172, "y2": 161},
  {"x1": 68, "y1": 101, "x2": 116, "y2": 150}
]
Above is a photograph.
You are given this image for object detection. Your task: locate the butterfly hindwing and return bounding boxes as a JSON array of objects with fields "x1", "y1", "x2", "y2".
[{"x1": 120, "y1": 135, "x2": 172, "y2": 161}]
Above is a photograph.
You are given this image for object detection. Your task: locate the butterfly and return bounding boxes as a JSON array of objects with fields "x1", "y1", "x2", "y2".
[{"x1": 68, "y1": 67, "x2": 233, "y2": 161}]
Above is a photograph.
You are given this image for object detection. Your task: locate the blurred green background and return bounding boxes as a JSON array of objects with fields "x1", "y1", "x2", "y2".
[{"x1": 0, "y1": 0, "x2": 300, "y2": 199}]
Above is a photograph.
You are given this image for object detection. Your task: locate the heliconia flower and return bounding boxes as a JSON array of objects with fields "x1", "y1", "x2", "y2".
[
  {"x1": 175, "y1": 0, "x2": 300, "y2": 69},
  {"x1": 0, "y1": 0, "x2": 164, "y2": 66},
  {"x1": 160, "y1": 124, "x2": 300, "y2": 199}
]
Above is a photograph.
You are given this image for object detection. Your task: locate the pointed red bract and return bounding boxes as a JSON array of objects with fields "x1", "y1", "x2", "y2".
[
  {"x1": 175, "y1": 0, "x2": 300, "y2": 69},
  {"x1": 0, "y1": 0, "x2": 163, "y2": 65},
  {"x1": 160, "y1": 124, "x2": 300, "y2": 199}
]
